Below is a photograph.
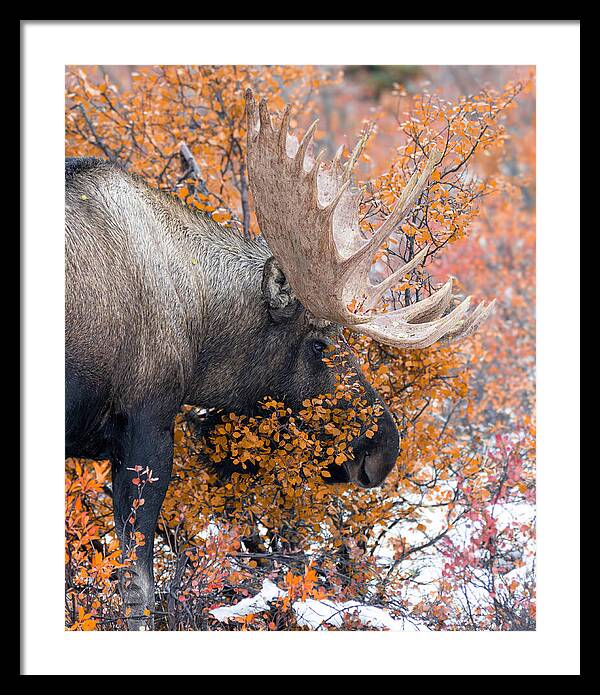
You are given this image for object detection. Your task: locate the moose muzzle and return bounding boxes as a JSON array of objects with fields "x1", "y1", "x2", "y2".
[{"x1": 344, "y1": 408, "x2": 399, "y2": 488}]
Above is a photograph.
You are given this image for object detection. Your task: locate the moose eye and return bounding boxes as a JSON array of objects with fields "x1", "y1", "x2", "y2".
[{"x1": 310, "y1": 340, "x2": 328, "y2": 357}]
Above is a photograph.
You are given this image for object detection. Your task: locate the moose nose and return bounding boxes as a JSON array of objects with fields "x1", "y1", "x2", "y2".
[
  {"x1": 348, "y1": 411, "x2": 399, "y2": 488},
  {"x1": 363, "y1": 449, "x2": 397, "y2": 487},
  {"x1": 347, "y1": 448, "x2": 397, "y2": 488}
]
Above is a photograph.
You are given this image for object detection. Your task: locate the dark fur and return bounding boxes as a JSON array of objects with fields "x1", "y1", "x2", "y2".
[{"x1": 65, "y1": 157, "x2": 399, "y2": 627}]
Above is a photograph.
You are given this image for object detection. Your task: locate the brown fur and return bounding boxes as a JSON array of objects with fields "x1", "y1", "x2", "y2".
[{"x1": 65, "y1": 157, "x2": 399, "y2": 627}]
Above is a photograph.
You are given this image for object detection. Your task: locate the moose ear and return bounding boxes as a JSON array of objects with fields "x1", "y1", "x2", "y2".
[{"x1": 261, "y1": 256, "x2": 300, "y2": 322}]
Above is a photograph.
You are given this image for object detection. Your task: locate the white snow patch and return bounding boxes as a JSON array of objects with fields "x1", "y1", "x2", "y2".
[
  {"x1": 210, "y1": 579, "x2": 420, "y2": 630},
  {"x1": 209, "y1": 579, "x2": 285, "y2": 621},
  {"x1": 292, "y1": 598, "x2": 422, "y2": 631}
]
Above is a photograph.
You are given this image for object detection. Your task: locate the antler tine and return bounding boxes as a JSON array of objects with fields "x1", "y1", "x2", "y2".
[
  {"x1": 440, "y1": 299, "x2": 497, "y2": 344},
  {"x1": 343, "y1": 147, "x2": 441, "y2": 277},
  {"x1": 399, "y1": 278, "x2": 455, "y2": 324},
  {"x1": 244, "y1": 89, "x2": 495, "y2": 346},
  {"x1": 245, "y1": 88, "x2": 260, "y2": 139},
  {"x1": 333, "y1": 144, "x2": 345, "y2": 167},
  {"x1": 278, "y1": 104, "x2": 292, "y2": 158},
  {"x1": 343, "y1": 123, "x2": 375, "y2": 182},
  {"x1": 309, "y1": 149, "x2": 327, "y2": 192},
  {"x1": 363, "y1": 245, "x2": 430, "y2": 312},
  {"x1": 258, "y1": 98, "x2": 274, "y2": 136},
  {"x1": 357, "y1": 295, "x2": 473, "y2": 350},
  {"x1": 295, "y1": 119, "x2": 319, "y2": 172}
]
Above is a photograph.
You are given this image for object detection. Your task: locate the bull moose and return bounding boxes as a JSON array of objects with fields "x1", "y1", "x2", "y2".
[{"x1": 65, "y1": 90, "x2": 494, "y2": 629}]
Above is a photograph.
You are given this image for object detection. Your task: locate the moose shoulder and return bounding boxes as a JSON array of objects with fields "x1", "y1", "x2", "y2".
[{"x1": 65, "y1": 92, "x2": 493, "y2": 629}]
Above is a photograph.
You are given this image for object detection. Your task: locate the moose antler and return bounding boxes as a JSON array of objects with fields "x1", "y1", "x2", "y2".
[{"x1": 245, "y1": 90, "x2": 495, "y2": 348}]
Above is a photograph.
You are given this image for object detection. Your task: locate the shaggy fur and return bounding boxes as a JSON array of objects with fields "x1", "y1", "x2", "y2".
[{"x1": 65, "y1": 157, "x2": 399, "y2": 627}]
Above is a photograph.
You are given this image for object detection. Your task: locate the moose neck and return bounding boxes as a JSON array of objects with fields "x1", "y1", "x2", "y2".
[{"x1": 170, "y1": 210, "x2": 273, "y2": 410}]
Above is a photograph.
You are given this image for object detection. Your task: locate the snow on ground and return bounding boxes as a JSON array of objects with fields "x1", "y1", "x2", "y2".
[
  {"x1": 208, "y1": 430, "x2": 535, "y2": 630},
  {"x1": 372, "y1": 495, "x2": 536, "y2": 619},
  {"x1": 292, "y1": 597, "x2": 422, "y2": 631},
  {"x1": 210, "y1": 580, "x2": 285, "y2": 621},
  {"x1": 210, "y1": 579, "x2": 422, "y2": 631}
]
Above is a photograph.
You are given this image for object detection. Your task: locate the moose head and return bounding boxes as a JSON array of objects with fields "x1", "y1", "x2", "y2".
[{"x1": 232, "y1": 90, "x2": 495, "y2": 487}]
